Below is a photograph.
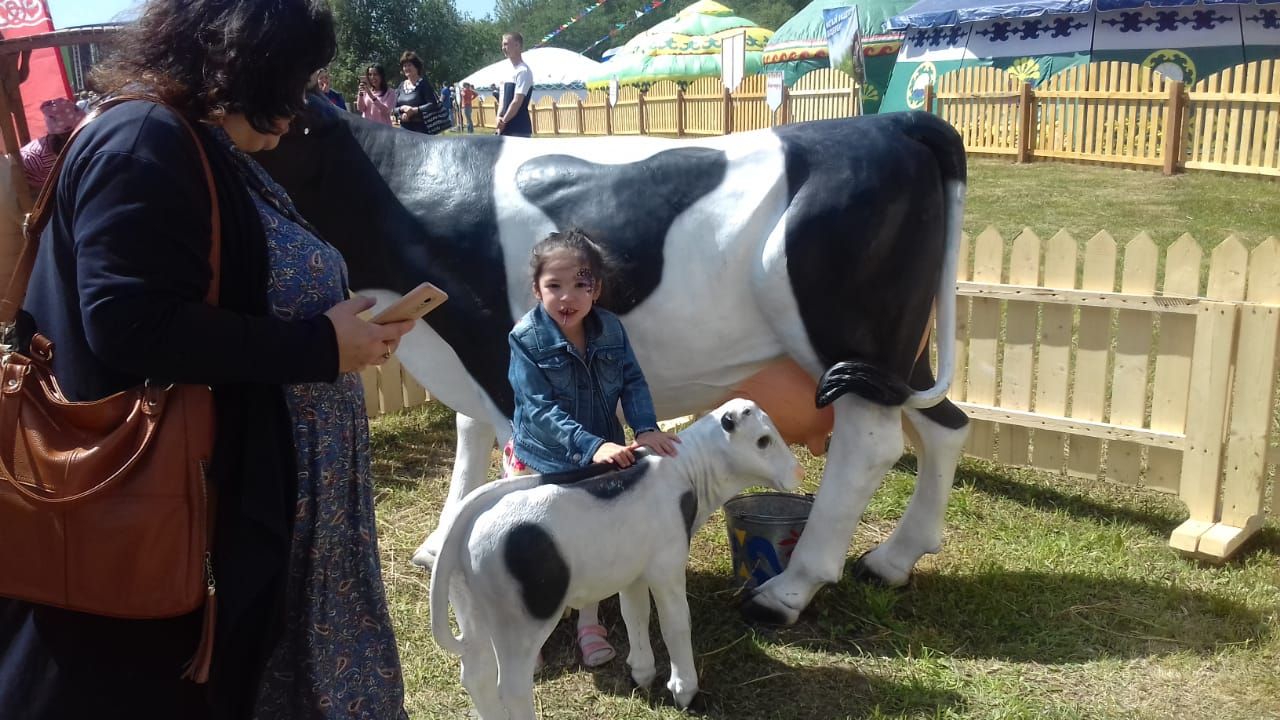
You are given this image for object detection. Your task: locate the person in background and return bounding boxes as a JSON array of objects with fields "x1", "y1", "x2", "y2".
[
  {"x1": 20, "y1": 97, "x2": 85, "y2": 191},
  {"x1": 439, "y1": 81, "x2": 454, "y2": 130},
  {"x1": 496, "y1": 32, "x2": 533, "y2": 138},
  {"x1": 0, "y1": 1, "x2": 414, "y2": 718},
  {"x1": 316, "y1": 67, "x2": 346, "y2": 110},
  {"x1": 460, "y1": 81, "x2": 476, "y2": 133},
  {"x1": 357, "y1": 63, "x2": 396, "y2": 125},
  {"x1": 395, "y1": 50, "x2": 440, "y2": 134}
]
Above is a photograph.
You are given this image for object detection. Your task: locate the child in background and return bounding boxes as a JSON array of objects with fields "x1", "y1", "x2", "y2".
[{"x1": 506, "y1": 228, "x2": 680, "y2": 667}]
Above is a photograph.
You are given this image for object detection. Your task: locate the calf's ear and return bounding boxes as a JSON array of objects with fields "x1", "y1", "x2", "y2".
[{"x1": 721, "y1": 412, "x2": 737, "y2": 433}]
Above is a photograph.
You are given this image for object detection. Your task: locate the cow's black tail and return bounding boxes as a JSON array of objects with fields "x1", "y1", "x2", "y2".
[{"x1": 818, "y1": 113, "x2": 967, "y2": 411}]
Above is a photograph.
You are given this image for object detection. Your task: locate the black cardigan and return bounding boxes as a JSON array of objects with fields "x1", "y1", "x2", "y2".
[
  {"x1": 0, "y1": 101, "x2": 339, "y2": 719},
  {"x1": 394, "y1": 76, "x2": 439, "y2": 133}
]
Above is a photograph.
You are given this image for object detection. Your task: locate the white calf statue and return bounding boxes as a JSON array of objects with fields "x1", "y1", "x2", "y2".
[{"x1": 414, "y1": 399, "x2": 802, "y2": 719}]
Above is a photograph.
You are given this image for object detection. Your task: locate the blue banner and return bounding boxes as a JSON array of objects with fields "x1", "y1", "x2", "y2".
[{"x1": 823, "y1": 6, "x2": 865, "y2": 83}]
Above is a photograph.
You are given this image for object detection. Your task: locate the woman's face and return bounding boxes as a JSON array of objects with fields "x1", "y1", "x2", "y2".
[
  {"x1": 221, "y1": 113, "x2": 292, "y2": 153},
  {"x1": 367, "y1": 67, "x2": 382, "y2": 87},
  {"x1": 402, "y1": 62, "x2": 419, "y2": 82}
]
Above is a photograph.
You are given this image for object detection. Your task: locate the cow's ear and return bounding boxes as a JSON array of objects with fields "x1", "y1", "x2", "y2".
[{"x1": 721, "y1": 412, "x2": 736, "y2": 433}]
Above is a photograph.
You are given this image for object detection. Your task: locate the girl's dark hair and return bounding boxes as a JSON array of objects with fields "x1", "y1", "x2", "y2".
[
  {"x1": 366, "y1": 64, "x2": 388, "y2": 93},
  {"x1": 530, "y1": 229, "x2": 612, "y2": 292},
  {"x1": 91, "y1": 0, "x2": 336, "y2": 134},
  {"x1": 399, "y1": 51, "x2": 424, "y2": 75}
]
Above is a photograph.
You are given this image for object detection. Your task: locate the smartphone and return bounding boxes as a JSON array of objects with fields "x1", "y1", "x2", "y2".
[{"x1": 370, "y1": 282, "x2": 448, "y2": 324}]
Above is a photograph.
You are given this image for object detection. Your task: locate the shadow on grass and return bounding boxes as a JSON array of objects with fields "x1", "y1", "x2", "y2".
[{"x1": 704, "y1": 565, "x2": 1274, "y2": 665}]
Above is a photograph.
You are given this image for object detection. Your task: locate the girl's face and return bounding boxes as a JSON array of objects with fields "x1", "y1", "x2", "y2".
[
  {"x1": 368, "y1": 68, "x2": 383, "y2": 87},
  {"x1": 534, "y1": 251, "x2": 601, "y2": 334}
]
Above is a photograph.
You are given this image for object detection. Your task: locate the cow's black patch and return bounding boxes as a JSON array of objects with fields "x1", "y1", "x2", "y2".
[
  {"x1": 816, "y1": 360, "x2": 913, "y2": 408},
  {"x1": 679, "y1": 490, "x2": 697, "y2": 543},
  {"x1": 504, "y1": 523, "x2": 570, "y2": 620},
  {"x1": 538, "y1": 459, "x2": 651, "y2": 500},
  {"x1": 257, "y1": 96, "x2": 517, "y2": 415},
  {"x1": 773, "y1": 112, "x2": 965, "y2": 398},
  {"x1": 515, "y1": 149, "x2": 728, "y2": 313}
]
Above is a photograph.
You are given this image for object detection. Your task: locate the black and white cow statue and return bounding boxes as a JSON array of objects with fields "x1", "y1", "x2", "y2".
[
  {"x1": 258, "y1": 97, "x2": 970, "y2": 624},
  {"x1": 416, "y1": 399, "x2": 801, "y2": 718}
]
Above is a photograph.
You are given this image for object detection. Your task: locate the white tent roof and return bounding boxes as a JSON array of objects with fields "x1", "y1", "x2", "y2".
[{"x1": 460, "y1": 48, "x2": 602, "y2": 90}]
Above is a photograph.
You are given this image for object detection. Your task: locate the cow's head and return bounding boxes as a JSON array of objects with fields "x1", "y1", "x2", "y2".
[{"x1": 708, "y1": 399, "x2": 802, "y2": 493}]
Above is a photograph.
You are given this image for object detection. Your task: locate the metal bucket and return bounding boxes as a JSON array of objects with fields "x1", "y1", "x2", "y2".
[{"x1": 723, "y1": 492, "x2": 813, "y2": 590}]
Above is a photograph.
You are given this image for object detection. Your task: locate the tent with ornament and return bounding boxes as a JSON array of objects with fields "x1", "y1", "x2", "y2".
[
  {"x1": 878, "y1": 0, "x2": 1280, "y2": 113},
  {"x1": 586, "y1": 0, "x2": 774, "y2": 88},
  {"x1": 761, "y1": 0, "x2": 918, "y2": 114}
]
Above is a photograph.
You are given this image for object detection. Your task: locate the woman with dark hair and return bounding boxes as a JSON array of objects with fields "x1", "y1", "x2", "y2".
[
  {"x1": 0, "y1": 1, "x2": 413, "y2": 719},
  {"x1": 358, "y1": 64, "x2": 396, "y2": 125},
  {"x1": 394, "y1": 50, "x2": 440, "y2": 133}
]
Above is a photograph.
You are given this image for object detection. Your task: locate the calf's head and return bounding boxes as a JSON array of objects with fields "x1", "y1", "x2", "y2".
[{"x1": 709, "y1": 399, "x2": 803, "y2": 493}]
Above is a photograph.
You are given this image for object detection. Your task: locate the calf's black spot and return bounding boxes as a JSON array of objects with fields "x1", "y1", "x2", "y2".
[
  {"x1": 679, "y1": 490, "x2": 697, "y2": 543},
  {"x1": 538, "y1": 453, "x2": 652, "y2": 500},
  {"x1": 516, "y1": 149, "x2": 727, "y2": 313},
  {"x1": 504, "y1": 524, "x2": 570, "y2": 620}
]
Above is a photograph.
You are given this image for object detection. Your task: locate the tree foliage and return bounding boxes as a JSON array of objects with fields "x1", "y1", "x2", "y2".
[{"x1": 328, "y1": 0, "x2": 812, "y2": 93}]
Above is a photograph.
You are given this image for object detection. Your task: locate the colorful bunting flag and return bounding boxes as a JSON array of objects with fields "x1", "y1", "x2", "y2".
[
  {"x1": 579, "y1": 0, "x2": 668, "y2": 55},
  {"x1": 535, "y1": 0, "x2": 619, "y2": 47}
]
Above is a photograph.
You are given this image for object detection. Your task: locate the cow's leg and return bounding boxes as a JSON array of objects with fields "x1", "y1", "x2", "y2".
[
  {"x1": 855, "y1": 399, "x2": 967, "y2": 586},
  {"x1": 651, "y1": 574, "x2": 698, "y2": 709},
  {"x1": 618, "y1": 579, "x2": 656, "y2": 688},
  {"x1": 742, "y1": 394, "x2": 903, "y2": 625},
  {"x1": 489, "y1": 621, "x2": 545, "y2": 720},
  {"x1": 416, "y1": 413, "x2": 499, "y2": 566}
]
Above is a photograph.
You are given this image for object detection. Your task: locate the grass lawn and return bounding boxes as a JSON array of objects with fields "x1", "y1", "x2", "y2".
[{"x1": 370, "y1": 159, "x2": 1280, "y2": 719}]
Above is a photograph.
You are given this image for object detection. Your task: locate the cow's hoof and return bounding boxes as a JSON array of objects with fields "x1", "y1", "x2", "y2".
[
  {"x1": 668, "y1": 678, "x2": 698, "y2": 711},
  {"x1": 410, "y1": 535, "x2": 440, "y2": 570},
  {"x1": 677, "y1": 690, "x2": 707, "y2": 714},
  {"x1": 628, "y1": 663, "x2": 657, "y2": 688},
  {"x1": 849, "y1": 550, "x2": 910, "y2": 588},
  {"x1": 738, "y1": 588, "x2": 797, "y2": 626}
]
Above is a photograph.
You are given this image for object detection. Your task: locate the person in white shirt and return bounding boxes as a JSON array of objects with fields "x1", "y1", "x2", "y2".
[{"x1": 496, "y1": 32, "x2": 533, "y2": 138}]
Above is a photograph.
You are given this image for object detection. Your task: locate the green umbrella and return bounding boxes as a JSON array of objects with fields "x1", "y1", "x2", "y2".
[{"x1": 586, "y1": 0, "x2": 774, "y2": 89}]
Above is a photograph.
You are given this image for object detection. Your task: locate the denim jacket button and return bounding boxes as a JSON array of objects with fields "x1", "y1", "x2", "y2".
[{"x1": 572, "y1": 453, "x2": 582, "y2": 461}]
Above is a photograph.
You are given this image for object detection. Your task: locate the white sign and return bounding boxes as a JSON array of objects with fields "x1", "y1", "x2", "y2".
[
  {"x1": 608, "y1": 78, "x2": 619, "y2": 107},
  {"x1": 766, "y1": 72, "x2": 784, "y2": 111},
  {"x1": 721, "y1": 30, "x2": 746, "y2": 92}
]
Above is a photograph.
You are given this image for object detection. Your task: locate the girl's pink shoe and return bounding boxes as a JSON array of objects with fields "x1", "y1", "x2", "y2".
[{"x1": 576, "y1": 624, "x2": 616, "y2": 667}]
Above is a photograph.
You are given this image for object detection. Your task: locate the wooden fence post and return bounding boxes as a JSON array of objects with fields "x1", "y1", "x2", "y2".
[
  {"x1": 637, "y1": 92, "x2": 646, "y2": 135},
  {"x1": 550, "y1": 101, "x2": 559, "y2": 135},
  {"x1": 1016, "y1": 82, "x2": 1034, "y2": 164},
  {"x1": 604, "y1": 97, "x2": 613, "y2": 135},
  {"x1": 576, "y1": 99, "x2": 584, "y2": 135},
  {"x1": 780, "y1": 85, "x2": 790, "y2": 126},
  {"x1": 1162, "y1": 80, "x2": 1186, "y2": 176},
  {"x1": 722, "y1": 86, "x2": 732, "y2": 135},
  {"x1": 923, "y1": 83, "x2": 934, "y2": 115},
  {"x1": 676, "y1": 88, "x2": 685, "y2": 137}
]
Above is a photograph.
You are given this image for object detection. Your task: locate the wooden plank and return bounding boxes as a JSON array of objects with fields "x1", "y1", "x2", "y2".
[
  {"x1": 1108, "y1": 233, "x2": 1158, "y2": 485},
  {"x1": 1207, "y1": 234, "x2": 1248, "y2": 302},
  {"x1": 1247, "y1": 237, "x2": 1280, "y2": 304},
  {"x1": 1218, "y1": 305, "x2": 1279, "y2": 529},
  {"x1": 1031, "y1": 230, "x2": 1078, "y2": 475},
  {"x1": 1147, "y1": 235, "x2": 1203, "y2": 492},
  {"x1": 1067, "y1": 231, "x2": 1116, "y2": 479},
  {"x1": 1034, "y1": 89, "x2": 1167, "y2": 101},
  {"x1": 403, "y1": 367, "x2": 428, "y2": 407},
  {"x1": 380, "y1": 356, "x2": 405, "y2": 414},
  {"x1": 955, "y1": 282, "x2": 1200, "y2": 313},
  {"x1": 955, "y1": 402, "x2": 1184, "y2": 448},
  {"x1": 1264, "y1": 61, "x2": 1279, "y2": 170},
  {"x1": 953, "y1": 232, "x2": 972, "y2": 402},
  {"x1": 1170, "y1": 301, "x2": 1237, "y2": 554},
  {"x1": 998, "y1": 229, "x2": 1040, "y2": 466},
  {"x1": 964, "y1": 227, "x2": 1003, "y2": 459}
]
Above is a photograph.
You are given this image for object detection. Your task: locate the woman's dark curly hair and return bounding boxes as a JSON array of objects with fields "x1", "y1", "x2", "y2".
[{"x1": 91, "y1": 0, "x2": 336, "y2": 134}]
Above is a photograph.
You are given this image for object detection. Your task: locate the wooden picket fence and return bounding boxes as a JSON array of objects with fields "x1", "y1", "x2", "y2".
[
  {"x1": 950, "y1": 228, "x2": 1280, "y2": 560},
  {"x1": 360, "y1": 227, "x2": 1280, "y2": 561},
  {"x1": 930, "y1": 59, "x2": 1280, "y2": 177}
]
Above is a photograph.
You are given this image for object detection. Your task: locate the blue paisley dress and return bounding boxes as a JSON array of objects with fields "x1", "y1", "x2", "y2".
[{"x1": 211, "y1": 128, "x2": 407, "y2": 720}]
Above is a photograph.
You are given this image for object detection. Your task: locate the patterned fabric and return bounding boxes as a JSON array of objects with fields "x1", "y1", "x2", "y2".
[
  {"x1": 210, "y1": 127, "x2": 407, "y2": 720},
  {"x1": 502, "y1": 438, "x2": 530, "y2": 477},
  {"x1": 20, "y1": 135, "x2": 55, "y2": 189}
]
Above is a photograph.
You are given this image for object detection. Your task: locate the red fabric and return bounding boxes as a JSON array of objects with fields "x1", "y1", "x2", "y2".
[{"x1": 4, "y1": 0, "x2": 73, "y2": 139}]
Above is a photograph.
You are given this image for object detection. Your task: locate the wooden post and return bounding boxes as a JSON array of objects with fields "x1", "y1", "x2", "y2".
[
  {"x1": 550, "y1": 101, "x2": 559, "y2": 135},
  {"x1": 850, "y1": 82, "x2": 858, "y2": 117},
  {"x1": 722, "y1": 87, "x2": 732, "y2": 135},
  {"x1": 0, "y1": 61, "x2": 21, "y2": 156},
  {"x1": 923, "y1": 83, "x2": 934, "y2": 115},
  {"x1": 780, "y1": 85, "x2": 790, "y2": 126},
  {"x1": 1016, "y1": 82, "x2": 1034, "y2": 164},
  {"x1": 1162, "y1": 80, "x2": 1186, "y2": 176},
  {"x1": 676, "y1": 88, "x2": 685, "y2": 137},
  {"x1": 576, "y1": 99, "x2": 584, "y2": 135},
  {"x1": 637, "y1": 92, "x2": 646, "y2": 135},
  {"x1": 604, "y1": 97, "x2": 613, "y2": 135}
]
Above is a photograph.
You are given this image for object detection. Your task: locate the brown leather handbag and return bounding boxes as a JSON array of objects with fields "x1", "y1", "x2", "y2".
[{"x1": 0, "y1": 100, "x2": 219, "y2": 682}]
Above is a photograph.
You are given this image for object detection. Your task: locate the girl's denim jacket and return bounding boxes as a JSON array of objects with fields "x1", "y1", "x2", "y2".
[{"x1": 508, "y1": 304, "x2": 660, "y2": 473}]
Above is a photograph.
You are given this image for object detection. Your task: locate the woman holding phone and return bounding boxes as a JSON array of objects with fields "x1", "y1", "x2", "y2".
[{"x1": 357, "y1": 64, "x2": 396, "y2": 126}]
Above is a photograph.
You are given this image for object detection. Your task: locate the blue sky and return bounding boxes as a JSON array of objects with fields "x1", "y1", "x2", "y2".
[{"x1": 46, "y1": 0, "x2": 497, "y2": 28}]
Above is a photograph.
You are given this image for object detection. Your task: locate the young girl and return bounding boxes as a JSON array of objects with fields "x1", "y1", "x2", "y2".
[{"x1": 506, "y1": 228, "x2": 680, "y2": 667}]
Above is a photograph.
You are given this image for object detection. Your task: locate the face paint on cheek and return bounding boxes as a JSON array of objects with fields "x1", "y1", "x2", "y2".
[{"x1": 576, "y1": 267, "x2": 596, "y2": 293}]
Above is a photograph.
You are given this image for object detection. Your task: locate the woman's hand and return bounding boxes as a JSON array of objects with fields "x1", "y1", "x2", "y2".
[
  {"x1": 635, "y1": 430, "x2": 681, "y2": 457},
  {"x1": 592, "y1": 442, "x2": 636, "y2": 468},
  {"x1": 397, "y1": 105, "x2": 418, "y2": 120},
  {"x1": 324, "y1": 296, "x2": 415, "y2": 373}
]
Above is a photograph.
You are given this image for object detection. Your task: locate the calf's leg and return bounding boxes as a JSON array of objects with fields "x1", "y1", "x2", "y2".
[
  {"x1": 651, "y1": 573, "x2": 698, "y2": 709},
  {"x1": 618, "y1": 579, "x2": 655, "y2": 687}
]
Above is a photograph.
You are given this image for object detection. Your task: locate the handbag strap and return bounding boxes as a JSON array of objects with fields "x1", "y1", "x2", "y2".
[{"x1": 0, "y1": 95, "x2": 222, "y2": 328}]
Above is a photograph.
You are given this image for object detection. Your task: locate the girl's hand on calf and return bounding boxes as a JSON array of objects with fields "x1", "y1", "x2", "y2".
[
  {"x1": 635, "y1": 431, "x2": 681, "y2": 457},
  {"x1": 593, "y1": 442, "x2": 636, "y2": 468}
]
